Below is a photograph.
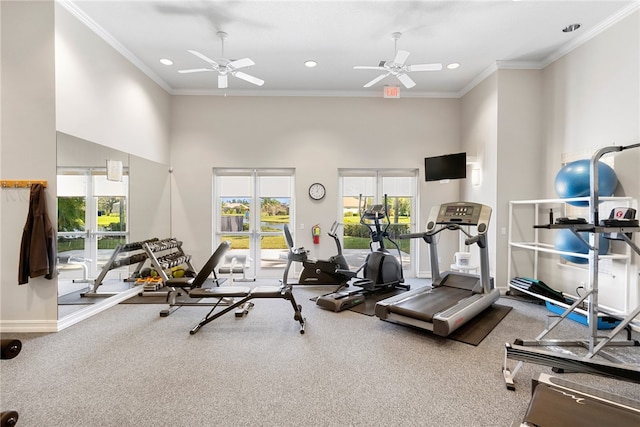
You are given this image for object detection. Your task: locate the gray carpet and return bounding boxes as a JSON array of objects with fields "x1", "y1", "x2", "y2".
[{"x1": 3, "y1": 280, "x2": 639, "y2": 427}]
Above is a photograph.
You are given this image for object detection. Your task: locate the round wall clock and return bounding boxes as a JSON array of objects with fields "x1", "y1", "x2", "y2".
[{"x1": 308, "y1": 182, "x2": 326, "y2": 200}]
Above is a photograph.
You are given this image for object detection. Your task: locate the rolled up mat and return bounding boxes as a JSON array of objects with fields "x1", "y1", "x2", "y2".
[
  {"x1": 0, "y1": 410, "x2": 19, "y2": 427},
  {"x1": 0, "y1": 339, "x2": 22, "y2": 360}
]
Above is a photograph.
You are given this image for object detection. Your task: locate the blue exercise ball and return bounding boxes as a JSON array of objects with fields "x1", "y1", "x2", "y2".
[
  {"x1": 553, "y1": 229, "x2": 609, "y2": 264},
  {"x1": 554, "y1": 159, "x2": 617, "y2": 206}
]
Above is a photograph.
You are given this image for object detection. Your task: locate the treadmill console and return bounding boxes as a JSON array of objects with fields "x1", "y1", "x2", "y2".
[{"x1": 426, "y1": 202, "x2": 492, "y2": 233}]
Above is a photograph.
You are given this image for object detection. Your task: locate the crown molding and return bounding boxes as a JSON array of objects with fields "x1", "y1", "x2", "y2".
[
  {"x1": 57, "y1": 0, "x2": 173, "y2": 93},
  {"x1": 540, "y1": 1, "x2": 639, "y2": 67},
  {"x1": 58, "y1": 0, "x2": 639, "y2": 100}
]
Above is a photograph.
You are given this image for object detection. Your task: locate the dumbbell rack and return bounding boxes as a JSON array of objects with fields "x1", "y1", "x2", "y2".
[
  {"x1": 82, "y1": 237, "x2": 195, "y2": 297},
  {"x1": 140, "y1": 238, "x2": 195, "y2": 292},
  {"x1": 82, "y1": 238, "x2": 159, "y2": 297}
]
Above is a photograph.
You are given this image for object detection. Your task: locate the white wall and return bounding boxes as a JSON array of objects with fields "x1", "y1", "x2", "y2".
[
  {"x1": 1, "y1": 0, "x2": 58, "y2": 331},
  {"x1": 538, "y1": 10, "x2": 639, "y2": 313},
  {"x1": 495, "y1": 69, "x2": 544, "y2": 291},
  {"x1": 460, "y1": 73, "x2": 499, "y2": 281},
  {"x1": 169, "y1": 95, "x2": 461, "y2": 272},
  {"x1": 54, "y1": 4, "x2": 171, "y2": 165},
  {"x1": 0, "y1": 2, "x2": 173, "y2": 332}
]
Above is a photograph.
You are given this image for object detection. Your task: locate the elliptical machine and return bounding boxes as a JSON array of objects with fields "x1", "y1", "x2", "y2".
[
  {"x1": 352, "y1": 195, "x2": 407, "y2": 292},
  {"x1": 283, "y1": 222, "x2": 352, "y2": 291},
  {"x1": 316, "y1": 195, "x2": 409, "y2": 312}
]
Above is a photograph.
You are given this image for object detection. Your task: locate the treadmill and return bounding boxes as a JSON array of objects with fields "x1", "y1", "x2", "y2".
[{"x1": 375, "y1": 201, "x2": 500, "y2": 336}]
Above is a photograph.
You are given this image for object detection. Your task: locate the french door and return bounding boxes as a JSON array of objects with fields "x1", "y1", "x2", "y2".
[
  {"x1": 57, "y1": 168, "x2": 129, "y2": 279},
  {"x1": 213, "y1": 169, "x2": 294, "y2": 278},
  {"x1": 339, "y1": 169, "x2": 418, "y2": 277}
]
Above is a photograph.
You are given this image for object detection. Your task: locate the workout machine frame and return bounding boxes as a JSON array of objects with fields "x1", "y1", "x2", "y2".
[
  {"x1": 375, "y1": 201, "x2": 500, "y2": 336},
  {"x1": 503, "y1": 143, "x2": 640, "y2": 390},
  {"x1": 159, "y1": 241, "x2": 232, "y2": 317},
  {"x1": 188, "y1": 284, "x2": 305, "y2": 335},
  {"x1": 161, "y1": 241, "x2": 306, "y2": 335}
]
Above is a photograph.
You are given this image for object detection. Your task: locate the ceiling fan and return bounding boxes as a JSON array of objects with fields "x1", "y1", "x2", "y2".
[
  {"x1": 354, "y1": 32, "x2": 442, "y2": 89},
  {"x1": 178, "y1": 31, "x2": 264, "y2": 89}
]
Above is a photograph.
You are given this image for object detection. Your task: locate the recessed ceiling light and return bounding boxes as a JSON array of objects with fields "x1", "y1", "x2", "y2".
[
  {"x1": 447, "y1": 63, "x2": 460, "y2": 70},
  {"x1": 304, "y1": 60, "x2": 317, "y2": 68},
  {"x1": 562, "y1": 24, "x2": 581, "y2": 33},
  {"x1": 160, "y1": 58, "x2": 173, "y2": 65}
]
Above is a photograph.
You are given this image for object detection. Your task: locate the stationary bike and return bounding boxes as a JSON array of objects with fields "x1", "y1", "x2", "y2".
[{"x1": 283, "y1": 221, "x2": 352, "y2": 291}]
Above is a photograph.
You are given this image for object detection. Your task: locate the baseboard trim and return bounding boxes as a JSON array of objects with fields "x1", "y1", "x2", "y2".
[
  {"x1": 57, "y1": 286, "x2": 142, "y2": 331},
  {"x1": 0, "y1": 286, "x2": 141, "y2": 333},
  {"x1": 0, "y1": 319, "x2": 58, "y2": 333}
]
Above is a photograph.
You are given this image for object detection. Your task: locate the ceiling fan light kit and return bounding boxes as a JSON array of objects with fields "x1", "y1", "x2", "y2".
[
  {"x1": 354, "y1": 31, "x2": 443, "y2": 90},
  {"x1": 178, "y1": 31, "x2": 264, "y2": 89}
]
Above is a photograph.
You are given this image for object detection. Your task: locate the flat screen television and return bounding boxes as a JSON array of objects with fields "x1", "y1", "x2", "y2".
[{"x1": 424, "y1": 152, "x2": 467, "y2": 182}]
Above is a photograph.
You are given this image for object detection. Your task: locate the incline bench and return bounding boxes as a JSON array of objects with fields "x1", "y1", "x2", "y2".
[{"x1": 162, "y1": 241, "x2": 305, "y2": 335}]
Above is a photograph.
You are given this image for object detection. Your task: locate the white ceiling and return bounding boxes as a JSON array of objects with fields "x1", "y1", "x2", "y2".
[{"x1": 61, "y1": 0, "x2": 638, "y2": 97}]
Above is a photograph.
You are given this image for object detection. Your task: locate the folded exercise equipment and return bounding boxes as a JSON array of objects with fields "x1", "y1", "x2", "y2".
[{"x1": 521, "y1": 373, "x2": 640, "y2": 426}]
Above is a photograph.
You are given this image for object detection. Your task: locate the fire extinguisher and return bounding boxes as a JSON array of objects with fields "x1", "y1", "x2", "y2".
[{"x1": 312, "y1": 224, "x2": 321, "y2": 245}]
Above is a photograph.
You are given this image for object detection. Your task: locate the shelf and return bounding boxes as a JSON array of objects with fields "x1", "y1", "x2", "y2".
[
  {"x1": 509, "y1": 241, "x2": 630, "y2": 261},
  {"x1": 507, "y1": 282, "x2": 625, "y2": 319}
]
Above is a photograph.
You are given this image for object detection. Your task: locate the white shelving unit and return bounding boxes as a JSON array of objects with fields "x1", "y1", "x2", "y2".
[
  {"x1": 502, "y1": 143, "x2": 640, "y2": 390},
  {"x1": 507, "y1": 196, "x2": 635, "y2": 315}
]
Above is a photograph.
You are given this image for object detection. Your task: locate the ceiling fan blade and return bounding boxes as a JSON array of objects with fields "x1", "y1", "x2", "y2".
[
  {"x1": 363, "y1": 73, "x2": 390, "y2": 88},
  {"x1": 396, "y1": 73, "x2": 416, "y2": 89},
  {"x1": 408, "y1": 63, "x2": 443, "y2": 72},
  {"x1": 228, "y1": 57, "x2": 255, "y2": 70},
  {"x1": 218, "y1": 74, "x2": 228, "y2": 89},
  {"x1": 234, "y1": 71, "x2": 264, "y2": 86},
  {"x1": 353, "y1": 65, "x2": 387, "y2": 71},
  {"x1": 393, "y1": 50, "x2": 410, "y2": 65},
  {"x1": 188, "y1": 50, "x2": 219, "y2": 66},
  {"x1": 178, "y1": 68, "x2": 214, "y2": 74}
]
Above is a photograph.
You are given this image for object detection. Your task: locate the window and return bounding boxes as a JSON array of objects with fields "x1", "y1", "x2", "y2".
[
  {"x1": 339, "y1": 169, "x2": 418, "y2": 276},
  {"x1": 57, "y1": 169, "x2": 129, "y2": 281},
  {"x1": 214, "y1": 169, "x2": 294, "y2": 278}
]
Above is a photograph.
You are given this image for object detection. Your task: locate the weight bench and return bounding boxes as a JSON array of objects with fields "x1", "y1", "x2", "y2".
[
  {"x1": 160, "y1": 241, "x2": 234, "y2": 317},
  {"x1": 161, "y1": 241, "x2": 306, "y2": 335},
  {"x1": 188, "y1": 284, "x2": 306, "y2": 335}
]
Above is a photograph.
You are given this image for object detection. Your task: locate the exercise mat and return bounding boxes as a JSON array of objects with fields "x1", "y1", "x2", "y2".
[
  {"x1": 348, "y1": 288, "x2": 407, "y2": 316},
  {"x1": 447, "y1": 304, "x2": 512, "y2": 346},
  {"x1": 1, "y1": 339, "x2": 22, "y2": 360}
]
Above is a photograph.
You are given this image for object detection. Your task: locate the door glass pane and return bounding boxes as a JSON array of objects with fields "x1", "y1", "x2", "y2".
[
  {"x1": 217, "y1": 174, "x2": 253, "y2": 278},
  {"x1": 382, "y1": 176, "x2": 414, "y2": 270},
  {"x1": 341, "y1": 176, "x2": 375, "y2": 268},
  {"x1": 220, "y1": 198, "x2": 251, "y2": 232},
  {"x1": 57, "y1": 188, "x2": 88, "y2": 285},
  {"x1": 215, "y1": 171, "x2": 294, "y2": 279},
  {"x1": 58, "y1": 196, "x2": 86, "y2": 233},
  {"x1": 258, "y1": 174, "x2": 291, "y2": 272},
  {"x1": 96, "y1": 196, "x2": 127, "y2": 232}
]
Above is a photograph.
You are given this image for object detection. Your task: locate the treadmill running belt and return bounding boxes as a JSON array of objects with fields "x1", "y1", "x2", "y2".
[{"x1": 387, "y1": 287, "x2": 472, "y2": 322}]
